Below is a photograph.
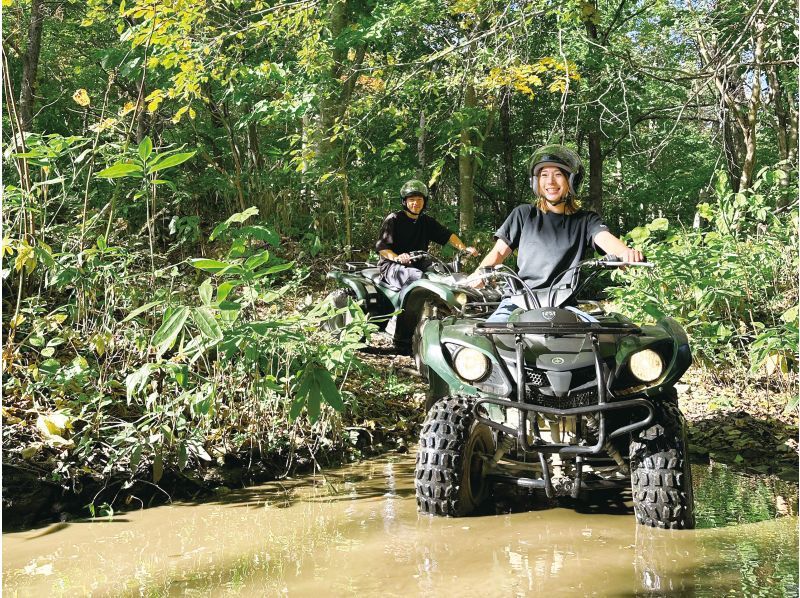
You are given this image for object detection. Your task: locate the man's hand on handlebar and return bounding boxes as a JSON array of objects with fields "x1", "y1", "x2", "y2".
[{"x1": 395, "y1": 252, "x2": 414, "y2": 264}]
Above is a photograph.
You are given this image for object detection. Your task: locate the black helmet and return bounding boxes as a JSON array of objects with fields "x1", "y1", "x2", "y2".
[
  {"x1": 400, "y1": 179, "x2": 429, "y2": 211},
  {"x1": 528, "y1": 144, "x2": 585, "y2": 197}
]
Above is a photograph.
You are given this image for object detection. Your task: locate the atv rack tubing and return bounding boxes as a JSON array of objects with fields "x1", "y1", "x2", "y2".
[{"x1": 474, "y1": 321, "x2": 641, "y2": 336}]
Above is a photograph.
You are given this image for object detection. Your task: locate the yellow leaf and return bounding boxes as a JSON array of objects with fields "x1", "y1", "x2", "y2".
[
  {"x1": 147, "y1": 98, "x2": 163, "y2": 113},
  {"x1": 14, "y1": 242, "x2": 36, "y2": 273},
  {"x1": 2, "y1": 0, "x2": 14, "y2": 7},
  {"x1": 171, "y1": 106, "x2": 188, "y2": 123},
  {"x1": 89, "y1": 117, "x2": 117, "y2": 133},
  {"x1": 188, "y1": 107, "x2": 196, "y2": 119},
  {"x1": 36, "y1": 412, "x2": 74, "y2": 447},
  {"x1": 72, "y1": 88, "x2": 90, "y2": 107},
  {"x1": 120, "y1": 101, "x2": 136, "y2": 116},
  {"x1": 9, "y1": 313, "x2": 25, "y2": 328},
  {"x1": 2, "y1": 236, "x2": 15, "y2": 256}
]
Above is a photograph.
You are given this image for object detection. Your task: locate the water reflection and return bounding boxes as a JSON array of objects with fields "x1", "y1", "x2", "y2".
[{"x1": 3, "y1": 454, "x2": 797, "y2": 597}]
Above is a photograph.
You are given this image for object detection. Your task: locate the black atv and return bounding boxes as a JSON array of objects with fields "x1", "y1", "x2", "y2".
[
  {"x1": 414, "y1": 256, "x2": 695, "y2": 529},
  {"x1": 322, "y1": 250, "x2": 502, "y2": 370}
]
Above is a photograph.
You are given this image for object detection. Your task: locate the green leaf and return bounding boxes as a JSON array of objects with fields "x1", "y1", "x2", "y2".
[
  {"x1": 191, "y1": 307, "x2": 223, "y2": 343},
  {"x1": 254, "y1": 261, "x2": 294, "y2": 277},
  {"x1": 151, "y1": 306, "x2": 190, "y2": 354},
  {"x1": 289, "y1": 397, "x2": 305, "y2": 420},
  {"x1": 130, "y1": 445, "x2": 143, "y2": 471},
  {"x1": 244, "y1": 250, "x2": 271, "y2": 271},
  {"x1": 126, "y1": 363, "x2": 154, "y2": 403},
  {"x1": 96, "y1": 162, "x2": 143, "y2": 178},
  {"x1": 216, "y1": 280, "x2": 239, "y2": 303},
  {"x1": 190, "y1": 258, "x2": 232, "y2": 273},
  {"x1": 153, "y1": 451, "x2": 163, "y2": 483},
  {"x1": 647, "y1": 218, "x2": 669, "y2": 232},
  {"x1": 316, "y1": 366, "x2": 344, "y2": 411},
  {"x1": 238, "y1": 225, "x2": 280, "y2": 245},
  {"x1": 198, "y1": 279, "x2": 213, "y2": 306},
  {"x1": 138, "y1": 136, "x2": 153, "y2": 162},
  {"x1": 146, "y1": 151, "x2": 196, "y2": 174},
  {"x1": 209, "y1": 222, "x2": 230, "y2": 242},
  {"x1": 122, "y1": 300, "x2": 164, "y2": 323},
  {"x1": 96, "y1": 234, "x2": 107, "y2": 251},
  {"x1": 628, "y1": 226, "x2": 650, "y2": 244},
  {"x1": 225, "y1": 206, "x2": 259, "y2": 224}
]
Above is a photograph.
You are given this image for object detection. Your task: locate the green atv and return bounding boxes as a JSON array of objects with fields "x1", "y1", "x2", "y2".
[
  {"x1": 415, "y1": 256, "x2": 695, "y2": 529},
  {"x1": 323, "y1": 251, "x2": 502, "y2": 371}
]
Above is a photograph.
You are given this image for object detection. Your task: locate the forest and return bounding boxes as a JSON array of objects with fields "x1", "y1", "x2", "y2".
[{"x1": 2, "y1": 0, "x2": 797, "y2": 524}]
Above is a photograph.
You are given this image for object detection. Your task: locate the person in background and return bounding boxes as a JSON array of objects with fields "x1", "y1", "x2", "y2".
[{"x1": 376, "y1": 179, "x2": 478, "y2": 290}]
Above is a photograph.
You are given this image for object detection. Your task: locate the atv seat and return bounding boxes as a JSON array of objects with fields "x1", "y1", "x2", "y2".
[{"x1": 362, "y1": 268, "x2": 405, "y2": 298}]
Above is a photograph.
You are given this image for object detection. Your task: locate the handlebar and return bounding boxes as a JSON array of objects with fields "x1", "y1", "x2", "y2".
[
  {"x1": 469, "y1": 256, "x2": 655, "y2": 308},
  {"x1": 584, "y1": 255, "x2": 655, "y2": 268},
  {"x1": 406, "y1": 249, "x2": 475, "y2": 274}
]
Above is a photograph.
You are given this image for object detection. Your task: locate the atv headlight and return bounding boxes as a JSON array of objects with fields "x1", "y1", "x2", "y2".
[
  {"x1": 629, "y1": 349, "x2": 663, "y2": 382},
  {"x1": 454, "y1": 291, "x2": 468, "y2": 306},
  {"x1": 453, "y1": 348, "x2": 490, "y2": 382}
]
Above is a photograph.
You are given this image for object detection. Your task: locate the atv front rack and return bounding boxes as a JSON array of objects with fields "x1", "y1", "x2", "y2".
[
  {"x1": 472, "y1": 324, "x2": 653, "y2": 500},
  {"x1": 474, "y1": 321, "x2": 641, "y2": 336}
]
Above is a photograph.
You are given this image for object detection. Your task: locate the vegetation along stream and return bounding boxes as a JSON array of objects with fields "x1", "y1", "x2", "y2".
[{"x1": 3, "y1": 454, "x2": 797, "y2": 597}]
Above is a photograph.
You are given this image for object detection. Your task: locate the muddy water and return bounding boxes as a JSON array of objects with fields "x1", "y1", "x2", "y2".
[{"x1": 3, "y1": 456, "x2": 798, "y2": 597}]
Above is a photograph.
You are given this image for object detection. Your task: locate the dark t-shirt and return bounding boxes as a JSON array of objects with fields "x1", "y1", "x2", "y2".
[
  {"x1": 375, "y1": 211, "x2": 452, "y2": 274},
  {"x1": 495, "y1": 205, "x2": 609, "y2": 296}
]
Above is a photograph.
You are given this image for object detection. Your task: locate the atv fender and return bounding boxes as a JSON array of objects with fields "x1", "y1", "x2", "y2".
[
  {"x1": 393, "y1": 280, "x2": 463, "y2": 340},
  {"x1": 326, "y1": 271, "x2": 371, "y2": 303},
  {"x1": 421, "y1": 319, "x2": 478, "y2": 397},
  {"x1": 614, "y1": 315, "x2": 691, "y2": 397}
]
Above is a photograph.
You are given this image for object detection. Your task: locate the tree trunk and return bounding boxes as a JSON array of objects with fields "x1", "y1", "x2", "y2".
[
  {"x1": 584, "y1": 17, "x2": 603, "y2": 215},
  {"x1": 416, "y1": 110, "x2": 426, "y2": 179},
  {"x1": 586, "y1": 130, "x2": 603, "y2": 214},
  {"x1": 19, "y1": 0, "x2": 44, "y2": 132},
  {"x1": 696, "y1": 12, "x2": 766, "y2": 192},
  {"x1": 458, "y1": 82, "x2": 476, "y2": 233},
  {"x1": 500, "y1": 89, "x2": 516, "y2": 216}
]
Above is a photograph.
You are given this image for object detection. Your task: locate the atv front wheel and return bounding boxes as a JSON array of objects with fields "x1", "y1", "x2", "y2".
[
  {"x1": 415, "y1": 396, "x2": 495, "y2": 516},
  {"x1": 629, "y1": 391, "x2": 695, "y2": 529}
]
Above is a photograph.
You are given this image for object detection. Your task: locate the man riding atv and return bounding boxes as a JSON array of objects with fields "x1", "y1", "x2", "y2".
[{"x1": 376, "y1": 179, "x2": 479, "y2": 291}]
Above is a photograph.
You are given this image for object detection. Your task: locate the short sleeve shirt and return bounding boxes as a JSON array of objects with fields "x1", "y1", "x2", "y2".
[
  {"x1": 495, "y1": 205, "x2": 609, "y2": 293},
  {"x1": 376, "y1": 211, "x2": 452, "y2": 272}
]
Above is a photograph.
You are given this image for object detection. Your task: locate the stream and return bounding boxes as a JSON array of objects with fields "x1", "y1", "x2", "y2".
[{"x1": 3, "y1": 454, "x2": 797, "y2": 597}]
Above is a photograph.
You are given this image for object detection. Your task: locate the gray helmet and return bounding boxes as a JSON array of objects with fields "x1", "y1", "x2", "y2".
[
  {"x1": 528, "y1": 144, "x2": 585, "y2": 197},
  {"x1": 400, "y1": 179, "x2": 429, "y2": 211},
  {"x1": 400, "y1": 179, "x2": 429, "y2": 200}
]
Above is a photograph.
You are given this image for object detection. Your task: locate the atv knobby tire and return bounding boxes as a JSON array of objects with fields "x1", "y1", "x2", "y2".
[
  {"x1": 629, "y1": 391, "x2": 695, "y2": 529},
  {"x1": 320, "y1": 289, "x2": 355, "y2": 336},
  {"x1": 415, "y1": 396, "x2": 494, "y2": 516}
]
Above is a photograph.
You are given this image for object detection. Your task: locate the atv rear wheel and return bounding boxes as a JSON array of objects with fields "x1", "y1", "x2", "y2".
[
  {"x1": 320, "y1": 289, "x2": 355, "y2": 336},
  {"x1": 415, "y1": 396, "x2": 494, "y2": 516},
  {"x1": 412, "y1": 300, "x2": 452, "y2": 381},
  {"x1": 629, "y1": 391, "x2": 695, "y2": 529}
]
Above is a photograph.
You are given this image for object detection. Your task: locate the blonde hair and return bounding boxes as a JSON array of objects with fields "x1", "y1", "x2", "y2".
[{"x1": 535, "y1": 195, "x2": 581, "y2": 215}]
